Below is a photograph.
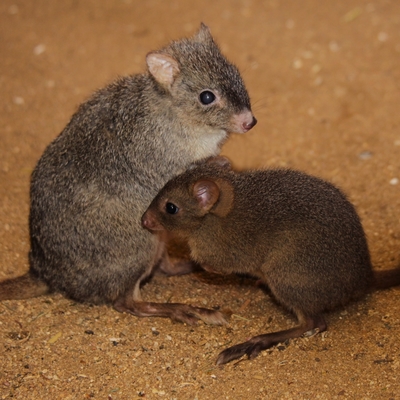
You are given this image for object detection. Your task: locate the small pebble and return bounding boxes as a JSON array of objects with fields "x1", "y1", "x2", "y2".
[
  {"x1": 34, "y1": 44, "x2": 46, "y2": 55},
  {"x1": 378, "y1": 32, "x2": 388, "y2": 42},
  {"x1": 343, "y1": 7, "x2": 362, "y2": 22},
  {"x1": 389, "y1": 178, "x2": 398, "y2": 185},
  {"x1": 293, "y1": 59, "x2": 303, "y2": 69},
  {"x1": 311, "y1": 64, "x2": 321, "y2": 74},
  {"x1": 358, "y1": 151, "x2": 372, "y2": 160},
  {"x1": 13, "y1": 96, "x2": 24, "y2": 105},
  {"x1": 329, "y1": 41, "x2": 340, "y2": 52},
  {"x1": 285, "y1": 19, "x2": 295, "y2": 29},
  {"x1": 313, "y1": 76, "x2": 323, "y2": 86}
]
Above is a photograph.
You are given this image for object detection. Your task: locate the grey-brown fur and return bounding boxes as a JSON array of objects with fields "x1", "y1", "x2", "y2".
[
  {"x1": 0, "y1": 25, "x2": 256, "y2": 326},
  {"x1": 142, "y1": 158, "x2": 400, "y2": 363}
]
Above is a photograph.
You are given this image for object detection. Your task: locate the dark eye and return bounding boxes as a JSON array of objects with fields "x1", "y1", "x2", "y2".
[
  {"x1": 199, "y1": 90, "x2": 216, "y2": 105},
  {"x1": 166, "y1": 202, "x2": 179, "y2": 215}
]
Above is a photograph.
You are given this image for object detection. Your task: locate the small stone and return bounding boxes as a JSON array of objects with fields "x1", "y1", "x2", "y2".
[
  {"x1": 329, "y1": 41, "x2": 340, "y2": 52},
  {"x1": 293, "y1": 59, "x2": 303, "y2": 69},
  {"x1": 34, "y1": 44, "x2": 46, "y2": 55},
  {"x1": 285, "y1": 19, "x2": 295, "y2": 29},
  {"x1": 343, "y1": 7, "x2": 362, "y2": 22},
  {"x1": 311, "y1": 64, "x2": 321, "y2": 74},
  {"x1": 389, "y1": 178, "x2": 398, "y2": 185},
  {"x1": 378, "y1": 32, "x2": 388, "y2": 42},
  {"x1": 358, "y1": 151, "x2": 372, "y2": 160},
  {"x1": 313, "y1": 76, "x2": 323, "y2": 86},
  {"x1": 13, "y1": 96, "x2": 24, "y2": 105}
]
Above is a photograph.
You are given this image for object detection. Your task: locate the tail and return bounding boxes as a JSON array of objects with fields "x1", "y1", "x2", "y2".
[
  {"x1": 373, "y1": 267, "x2": 400, "y2": 290},
  {"x1": 0, "y1": 273, "x2": 49, "y2": 300}
]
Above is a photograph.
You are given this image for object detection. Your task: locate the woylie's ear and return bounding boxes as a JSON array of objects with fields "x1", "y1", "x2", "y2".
[
  {"x1": 193, "y1": 180, "x2": 219, "y2": 214},
  {"x1": 193, "y1": 23, "x2": 213, "y2": 44},
  {"x1": 193, "y1": 178, "x2": 234, "y2": 217},
  {"x1": 146, "y1": 52, "x2": 180, "y2": 88}
]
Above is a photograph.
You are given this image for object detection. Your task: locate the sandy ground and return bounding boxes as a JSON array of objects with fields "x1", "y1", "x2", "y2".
[{"x1": 1, "y1": 0, "x2": 400, "y2": 399}]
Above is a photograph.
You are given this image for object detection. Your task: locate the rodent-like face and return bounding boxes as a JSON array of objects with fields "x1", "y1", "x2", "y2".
[
  {"x1": 141, "y1": 185, "x2": 206, "y2": 236},
  {"x1": 142, "y1": 169, "x2": 234, "y2": 237},
  {"x1": 146, "y1": 24, "x2": 257, "y2": 135},
  {"x1": 169, "y1": 59, "x2": 257, "y2": 135}
]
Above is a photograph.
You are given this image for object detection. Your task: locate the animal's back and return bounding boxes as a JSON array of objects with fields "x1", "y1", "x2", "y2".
[
  {"x1": 29, "y1": 75, "x2": 163, "y2": 303},
  {"x1": 235, "y1": 169, "x2": 374, "y2": 312},
  {"x1": 187, "y1": 167, "x2": 373, "y2": 313}
]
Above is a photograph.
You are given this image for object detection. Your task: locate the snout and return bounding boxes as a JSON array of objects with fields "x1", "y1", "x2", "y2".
[
  {"x1": 230, "y1": 109, "x2": 257, "y2": 134},
  {"x1": 141, "y1": 209, "x2": 164, "y2": 232},
  {"x1": 242, "y1": 116, "x2": 257, "y2": 132}
]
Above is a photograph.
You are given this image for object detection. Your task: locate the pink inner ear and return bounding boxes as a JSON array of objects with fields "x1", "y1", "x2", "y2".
[
  {"x1": 193, "y1": 180, "x2": 219, "y2": 211},
  {"x1": 146, "y1": 53, "x2": 179, "y2": 87}
]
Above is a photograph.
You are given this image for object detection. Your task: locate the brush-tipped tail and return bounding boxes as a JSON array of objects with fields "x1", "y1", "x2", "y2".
[
  {"x1": 0, "y1": 273, "x2": 49, "y2": 300},
  {"x1": 373, "y1": 267, "x2": 400, "y2": 290}
]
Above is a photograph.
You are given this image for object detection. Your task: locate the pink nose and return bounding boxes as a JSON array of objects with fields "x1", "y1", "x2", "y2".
[
  {"x1": 242, "y1": 116, "x2": 257, "y2": 131},
  {"x1": 141, "y1": 211, "x2": 164, "y2": 232},
  {"x1": 141, "y1": 214, "x2": 150, "y2": 229},
  {"x1": 141, "y1": 212, "x2": 155, "y2": 229}
]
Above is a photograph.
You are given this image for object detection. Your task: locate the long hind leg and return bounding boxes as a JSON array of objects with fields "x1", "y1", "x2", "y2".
[{"x1": 216, "y1": 312, "x2": 327, "y2": 365}]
